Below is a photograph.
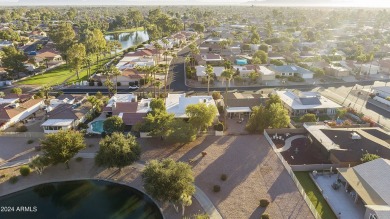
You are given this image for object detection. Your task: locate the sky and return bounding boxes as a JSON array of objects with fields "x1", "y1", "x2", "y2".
[{"x1": 1, "y1": 0, "x2": 390, "y2": 7}]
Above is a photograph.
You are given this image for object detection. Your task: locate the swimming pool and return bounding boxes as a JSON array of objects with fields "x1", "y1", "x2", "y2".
[
  {"x1": 90, "y1": 120, "x2": 104, "y2": 134},
  {"x1": 0, "y1": 180, "x2": 163, "y2": 219}
]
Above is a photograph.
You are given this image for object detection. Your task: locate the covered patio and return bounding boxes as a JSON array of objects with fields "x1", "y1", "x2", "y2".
[
  {"x1": 313, "y1": 173, "x2": 365, "y2": 219},
  {"x1": 41, "y1": 119, "x2": 75, "y2": 133},
  {"x1": 226, "y1": 107, "x2": 251, "y2": 120}
]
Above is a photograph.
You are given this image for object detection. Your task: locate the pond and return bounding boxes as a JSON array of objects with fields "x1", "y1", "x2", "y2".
[
  {"x1": 105, "y1": 31, "x2": 149, "y2": 51},
  {"x1": 0, "y1": 180, "x2": 163, "y2": 219}
]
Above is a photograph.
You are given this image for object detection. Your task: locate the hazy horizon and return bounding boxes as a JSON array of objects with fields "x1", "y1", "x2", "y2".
[{"x1": 1, "y1": 0, "x2": 390, "y2": 8}]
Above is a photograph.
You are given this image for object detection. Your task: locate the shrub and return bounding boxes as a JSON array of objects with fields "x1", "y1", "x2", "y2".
[
  {"x1": 214, "y1": 123, "x2": 224, "y2": 131},
  {"x1": 117, "y1": 82, "x2": 121, "y2": 86},
  {"x1": 259, "y1": 199, "x2": 270, "y2": 207},
  {"x1": 129, "y1": 81, "x2": 135, "y2": 86},
  {"x1": 19, "y1": 166, "x2": 31, "y2": 176},
  {"x1": 97, "y1": 81, "x2": 103, "y2": 86},
  {"x1": 213, "y1": 185, "x2": 221, "y2": 192},
  {"x1": 27, "y1": 139, "x2": 34, "y2": 144},
  {"x1": 220, "y1": 174, "x2": 227, "y2": 181},
  {"x1": 9, "y1": 176, "x2": 18, "y2": 184},
  {"x1": 16, "y1": 125, "x2": 28, "y2": 132},
  {"x1": 212, "y1": 91, "x2": 222, "y2": 100},
  {"x1": 89, "y1": 80, "x2": 95, "y2": 86},
  {"x1": 261, "y1": 213, "x2": 270, "y2": 219},
  {"x1": 75, "y1": 157, "x2": 83, "y2": 162}
]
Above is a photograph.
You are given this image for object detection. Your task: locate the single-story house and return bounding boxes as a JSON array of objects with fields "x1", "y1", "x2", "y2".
[
  {"x1": 48, "y1": 94, "x2": 85, "y2": 112},
  {"x1": 116, "y1": 56, "x2": 155, "y2": 70},
  {"x1": 259, "y1": 66, "x2": 276, "y2": 81},
  {"x1": 195, "y1": 54, "x2": 224, "y2": 66},
  {"x1": 305, "y1": 123, "x2": 390, "y2": 166},
  {"x1": 275, "y1": 90, "x2": 342, "y2": 116},
  {"x1": 195, "y1": 65, "x2": 225, "y2": 82},
  {"x1": 325, "y1": 65, "x2": 350, "y2": 77},
  {"x1": 223, "y1": 92, "x2": 266, "y2": 118},
  {"x1": 41, "y1": 100, "x2": 93, "y2": 133},
  {"x1": 337, "y1": 158, "x2": 390, "y2": 219},
  {"x1": 101, "y1": 94, "x2": 151, "y2": 127},
  {"x1": 269, "y1": 65, "x2": 314, "y2": 79},
  {"x1": 0, "y1": 97, "x2": 44, "y2": 130},
  {"x1": 166, "y1": 93, "x2": 219, "y2": 119},
  {"x1": 34, "y1": 51, "x2": 63, "y2": 64}
]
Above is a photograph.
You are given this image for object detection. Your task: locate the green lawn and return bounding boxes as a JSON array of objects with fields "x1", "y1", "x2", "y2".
[
  {"x1": 17, "y1": 65, "x2": 72, "y2": 86},
  {"x1": 294, "y1": 172, "x2": 337, "y2": 219},
  {"x1": 105, "y1": 27, "x2": 144, "y2": 34},
  {"x1": 17, "y1": 56, "x2": 113, "y2": 86}
]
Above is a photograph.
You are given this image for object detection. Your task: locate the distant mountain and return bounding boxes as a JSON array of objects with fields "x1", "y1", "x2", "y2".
[{"x1": 2, "y1": 0, "x2": 200, "y2": 6}]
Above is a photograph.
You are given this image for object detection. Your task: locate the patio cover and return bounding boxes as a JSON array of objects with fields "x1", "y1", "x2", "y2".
[
  {"x1": 41, "y1": 119, "x2": 74, "y2": 127},
  {"x1": 338, "y1": 167, "x2": 387, "y2": 206},
  {"x1": 226, "y1": 107, "x2": 251, "y2": 113}
]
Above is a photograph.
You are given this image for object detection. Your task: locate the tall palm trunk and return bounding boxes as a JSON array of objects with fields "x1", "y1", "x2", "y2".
[
  {"x1": 207, "y1": 76, "x2": 210, "y2": 95},
  {"x1": 153, "y1": 71, "x2": 156, "y2": 97}
]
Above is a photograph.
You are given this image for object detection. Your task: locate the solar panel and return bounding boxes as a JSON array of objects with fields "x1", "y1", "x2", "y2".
[
  {"x1": 299, "y1": 97, "x2": 321, "y2": 105},
  {"x1": 291, "y1": 66, "x2": 297, "y2": 71}
]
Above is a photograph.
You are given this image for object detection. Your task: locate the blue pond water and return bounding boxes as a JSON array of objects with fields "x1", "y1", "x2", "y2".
[{"x1": 0, "y1": 180, "x2": 163, "y2": 219}]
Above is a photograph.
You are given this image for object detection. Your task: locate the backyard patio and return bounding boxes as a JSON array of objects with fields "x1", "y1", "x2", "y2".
[{"x1": 312, "y1": 173, "x2": 365, "y2": 219}]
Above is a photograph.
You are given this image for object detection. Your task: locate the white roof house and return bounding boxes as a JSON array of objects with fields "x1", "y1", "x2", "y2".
[
  {"x1": 116, "y1": 56, "x2": 155, "y2": 70},
  {"x1": 195, "y1": 65, "x2": 225, "y2": 77},
  {"x1": 165, "y1": 93, "x2": 219, "y2": 118},
  {"x1": 338, "y1": 158, "x2": 390, "y2": 219},
  {"x1": 275, "y1": 90, "x2": 341, "y2": 116},
  {"x1": 106, "y1": 94, "x2": 137, "y2": 108},
  {"x1": 276, "y1": 90, "x2": 341, "y2": 110}
]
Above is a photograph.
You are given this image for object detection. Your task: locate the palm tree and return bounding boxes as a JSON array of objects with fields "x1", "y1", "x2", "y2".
[
  {"x1": 85, "y1": 55, "x2": 93, "y2": 78},
  {"x1": 205, "y1": 64, "x2": 214, "y2": 95},
  {"x1": 111, "y1": 66, "x2": 122, "y2": 93},
  {"x1": 162, "y1": 51, "x2": 170, "y2": 95},
  {"x1": 221, "y1": 68, "x2": 235, "y2": 124},
  {"x1": 155, "y1": 81, "x2": 162, "y2": 97},
  {"x1": 41, "y1": 85, "x2": 52, "y2": 100},
  {"x1": 153, "y1": 42, "x2": 163, "y2": 63},
  {"x1": 149, "y1": 66, "x2": 159, "y2": 97}
]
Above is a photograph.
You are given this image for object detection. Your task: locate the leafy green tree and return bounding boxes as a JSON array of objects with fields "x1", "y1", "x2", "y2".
[
  {"x1": 87, "y1": 92, "x2": 108, "y2": 113},
  {"x1": 267, "y1": 103, "x2": 290, "y2": 128},
  {"x1": 144, "y1": 109, "x2": 174, "y2": 137},
  {"x1": 67, "y1": 43, "x2": 86, "y2": 80},
  {"x1": 253, "y1": 50, "x2": 268, "y2": 64},
  {"x1": 150, "y1": 98, "x2": 166, "y2": 112},
  {"x1": 1, "y1": 46, "x2": 27, "y2": 78},
  {"x1": 95, "y1": 132, "x2": 141, "y2": 170},
  {"x1": 127, "y1": 8, "x2": 144, "y2": 28},
  {"x1": 245, "y1": 105, "x2": 268, "y2": 133},
  {"x1": 49, "y1": 23, "x2": 75, "y2": 59},
  {"x1": 167, "y1": 119, "x2": 197, "y2": 144},
  {"x1": 186, "y1": 103, "x2": 218, "y2": 131},
  {"x1": 40, "y1": 130, "x2": 86, "y2": 169},
  {"x1": 250, "y1": 31, "x2": 261, "y2": 44},
  {"x1": 10, "y1": 87, "x2": 22, "y2": 95},
  {"x1": 361, "y1": 152, "x2": 380, "y2": 163},
  {"x1": 142, "y1": 158, "x2": 195, "y2": 215},
  {"x1": 103, "y1": 116, "x2": 125, "y2": 134},
  {"x1": 299, "y1": 113, "x2": 317, "y2": 123},
  {"x1": 265, "y1": 94, "x2": 282, "y2": 109},
  {"x1": 84, "y1": 28, "x2": 107, "y2": 65}
]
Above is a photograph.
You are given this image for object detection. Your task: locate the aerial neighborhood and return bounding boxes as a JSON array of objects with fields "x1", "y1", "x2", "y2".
[{"x1": 0, "y1": 5, "x2": 390, "y2": 219}]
